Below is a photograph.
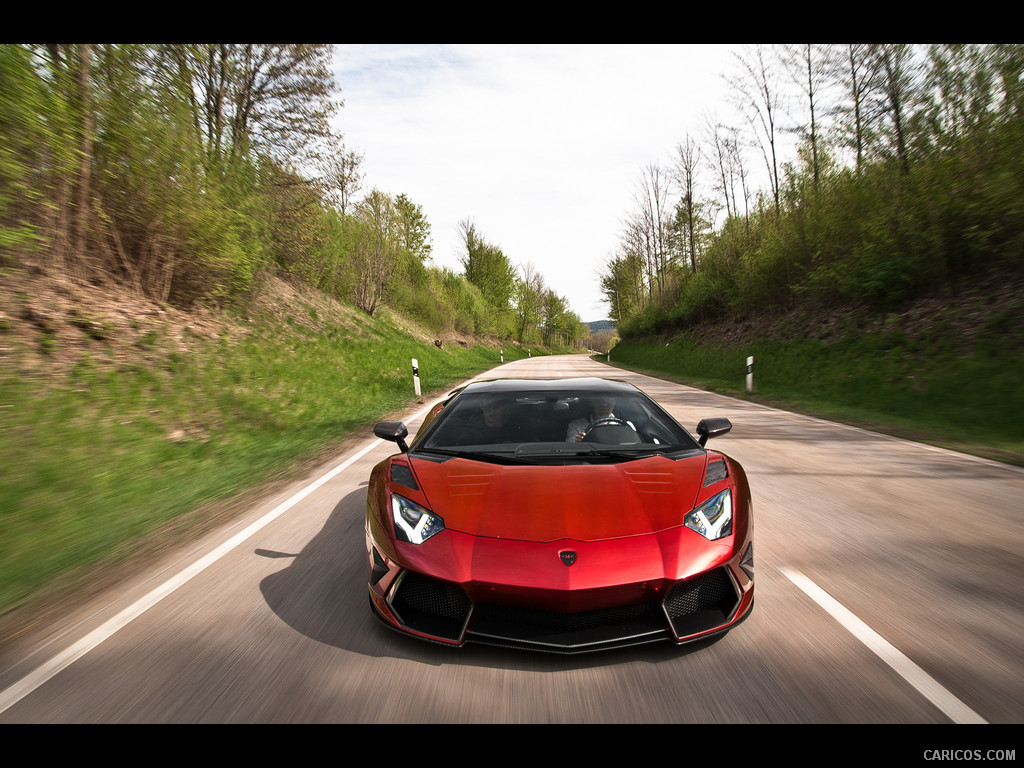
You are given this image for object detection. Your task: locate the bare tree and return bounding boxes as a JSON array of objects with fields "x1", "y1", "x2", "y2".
[
  {"x1": 170, "y1": 44, "x2": 338, "y2": 168},
  {"x1": 704, "y1": 115, "x2": 751, "y2": 229},
  {"x1": 673, "y1": 135, "x2": 703, "y2": 272},
  {"x1": 781, "y1": 44, "x2": 832, "y2": 190},
  {"x1": 632, "y1": 163, "x2": 673, "y2": 300},
  {"x1": 832, "y1": 44, "x2": 881, "y2": 175},
  {"x1": 869, "y1": 44, "x2": 922, "y2": 174},
  {"x1": 616, "y1": 216, "x2": 653, "y2": 310},
  {"x1": 729, "y1": 45, "x2": 784, "y2": 217},
  {"x1": 704, "y1": 116, "x2": 734, "y2": 222},
  {"x1": 317, "y1": 142, "x2": 363, "y2": 215},
  {"x1": 728, "y1": 129, "x2": 753, "y2": 226}
]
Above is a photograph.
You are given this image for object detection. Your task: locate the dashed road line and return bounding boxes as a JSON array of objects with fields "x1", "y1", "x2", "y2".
[{"x1": 781, "y1": 567, "x2": 986, "y2": 724}]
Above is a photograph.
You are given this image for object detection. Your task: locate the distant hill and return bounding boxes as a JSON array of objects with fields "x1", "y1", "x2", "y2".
[{"x1": 586, "y1": 320, "x2": 615, "y2": 332}]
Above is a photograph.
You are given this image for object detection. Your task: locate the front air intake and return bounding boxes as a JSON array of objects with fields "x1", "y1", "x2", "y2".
[
  {"x1": 663, "y1": 567, "x2": 740, "y2": 638},
  {"x1": 388, "y1": 571, "x2": 472, "y2": 642}
]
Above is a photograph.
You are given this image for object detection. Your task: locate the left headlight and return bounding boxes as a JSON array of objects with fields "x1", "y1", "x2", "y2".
[
  {"x1": 684, "y1": 489, "x2": 733, "y2": 540},
  {"x1": 392, "y1": 494, "x2": 445, "y2": 544}
]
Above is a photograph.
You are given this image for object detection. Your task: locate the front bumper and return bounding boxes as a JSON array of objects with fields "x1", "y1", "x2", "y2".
[{"x1": 367, "y1": 536, "x2": 754, "y2": 654}]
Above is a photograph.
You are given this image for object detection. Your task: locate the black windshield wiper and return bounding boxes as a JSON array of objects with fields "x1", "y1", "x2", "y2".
[
  {"x1": 511, "y1": 443, "x2": 661, "y2": 463},
  {"x1": 414, "y1": 448, "x2": 533, "y2": 465},
  {"x1": 565, "y1": 445, "x2": 698, "y2": 461}
]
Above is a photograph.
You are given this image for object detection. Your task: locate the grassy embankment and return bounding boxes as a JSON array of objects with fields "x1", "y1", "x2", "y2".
[
  {"x1": 606, "y1": 315, "x2": 1024, "y2": 465},
  {"x1": 0, "y1": 297, "x2": 527, "y2": 620}
]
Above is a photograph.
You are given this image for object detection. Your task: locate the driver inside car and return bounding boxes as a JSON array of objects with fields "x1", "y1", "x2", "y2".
[{"x1": 566, "y1": 396, "x2": 636, "y2": 442}]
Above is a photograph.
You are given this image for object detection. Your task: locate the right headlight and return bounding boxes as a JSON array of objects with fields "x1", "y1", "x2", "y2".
[
  {"x1": 391, "y1": 494, "x2": 445, "y2": 544},
  {"x1": 684, "y1": 489, "x2": 733, "y2": 540}
]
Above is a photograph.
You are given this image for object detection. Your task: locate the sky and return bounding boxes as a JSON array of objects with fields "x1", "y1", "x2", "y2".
[{"x1": 330, "y1": 44, "x2": 751, "y2": 323}]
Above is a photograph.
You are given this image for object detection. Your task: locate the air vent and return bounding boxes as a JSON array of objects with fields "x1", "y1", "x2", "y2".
[
  {"x1": 703, "y1": 460, "x2": 728, "y2": 486},
  {"x1": 390, "y1": 463, "x2": 418, "y2": 490}
]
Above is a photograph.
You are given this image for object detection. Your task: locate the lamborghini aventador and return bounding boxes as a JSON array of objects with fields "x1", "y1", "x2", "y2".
[{"x1": 365, "y1": 377, "x2": 753, "y2": 653}]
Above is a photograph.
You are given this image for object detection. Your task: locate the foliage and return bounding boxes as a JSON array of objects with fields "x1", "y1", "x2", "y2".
[
  {"x1": 603, "y1": 44, "x2": 1024, "y2": 337},
  {"x1": 456, "y1": 218, "x2": 517, "y2": 336},
  {"x1": 0, "y1": 44, "x2": 345, "y2": 306},
  {"x1": 0, "y1": 43, "x2": 585, "y2": 348},
  {"x1": 0, "y1": 45, "x2": 48, "y2": 254}
]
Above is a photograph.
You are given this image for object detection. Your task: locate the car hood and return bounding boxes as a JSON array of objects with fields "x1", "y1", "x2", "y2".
[{"x1": 409, "y1": 454, "x2": 708, "y2": 542}]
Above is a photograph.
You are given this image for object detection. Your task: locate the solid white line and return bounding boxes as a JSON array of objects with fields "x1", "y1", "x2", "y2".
[
  {"x1": 0, "y1": 438, "x2": 384, "y2": 715},
  {"x1": 780, "y1": 567, "x2": 987, "y2": 724},
  {"x1": 0, "y1": 398, "x2": 446, "y2": 716}
]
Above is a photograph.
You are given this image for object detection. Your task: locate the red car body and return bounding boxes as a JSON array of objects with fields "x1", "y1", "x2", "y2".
[{"x1": 365, "y1": 378, "x2": 753, "y2": 653}]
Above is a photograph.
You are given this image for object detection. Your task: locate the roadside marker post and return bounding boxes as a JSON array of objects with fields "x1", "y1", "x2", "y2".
[
  {"x1": 746, "y1": 356, "x2": 754, "y2": 392},
  {"x1": 412, "y1": 358, "x2": 420, "y2": 397}
]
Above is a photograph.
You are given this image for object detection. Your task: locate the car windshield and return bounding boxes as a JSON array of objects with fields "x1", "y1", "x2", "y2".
[{"x1": 414, "y1": 385, "x2": 702, "y2": 463}]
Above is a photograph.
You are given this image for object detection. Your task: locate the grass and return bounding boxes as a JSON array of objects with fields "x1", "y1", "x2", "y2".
[
  {"x1": 0, "y1": 304, "x2": 527, "y2": 618},
  {"x1": 608, "y1": 327, "x2": 1024, "y2": 464}
]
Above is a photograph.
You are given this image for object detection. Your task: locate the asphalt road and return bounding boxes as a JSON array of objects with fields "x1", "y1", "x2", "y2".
[{"x1": 1, "y1": 354, "x2": 1021, "y2": 724}]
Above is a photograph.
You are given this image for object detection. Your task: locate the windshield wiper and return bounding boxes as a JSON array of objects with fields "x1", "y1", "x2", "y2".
[
  {"x1": 414, "y1": 447, "x2": 534, "y2": 465},
  {"x1": 511, "y1": 443, "x2": 661, "y2": 462},
  {"x1": 532, "y1": 444, "x2": 698, "y2": 461}
]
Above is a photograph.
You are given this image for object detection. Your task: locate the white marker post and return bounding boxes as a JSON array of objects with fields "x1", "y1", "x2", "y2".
[
  {"x1": 746, "y1": 356, "x2": 754, "y2": 392},
  {"x1": 412, "y1": 358, "x2": 420, "y2": 397},
  {"x1": 500, "y1": 350, "x2": 503, "y2": 363}
]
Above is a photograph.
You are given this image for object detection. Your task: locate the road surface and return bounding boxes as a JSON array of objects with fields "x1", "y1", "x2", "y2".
[{"x1": 1, "y1": 354, "x2": 1021, "y2": 724}]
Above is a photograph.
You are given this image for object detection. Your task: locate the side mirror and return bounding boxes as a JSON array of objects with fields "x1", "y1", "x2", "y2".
[
  {"x1": 696, "y1": 417, "x2": 732, "y2": 447},
  {"x1": 374, "y1": 420, "x2": 409, "y2": 453}
]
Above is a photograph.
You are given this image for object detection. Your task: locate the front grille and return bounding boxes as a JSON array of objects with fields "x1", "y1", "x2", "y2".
[
  {"x1": 663, "y1": 567, "x2": 740, "y2": 638},
  {"x1": 386, "y1": 567, "x2": 742, "y2": 652},
  {"x1": 389, "y1": 571, "x2": 472, "y2": 641},
  {"x1": 474, "y1": 600, "x2": 661, "y2": 633}
]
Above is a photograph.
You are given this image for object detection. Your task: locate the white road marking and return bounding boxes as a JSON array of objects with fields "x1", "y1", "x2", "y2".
[
  {"x1": 780, "y1": 567, "x2": 987, "y2": 724},
  {"x1": 0, "y1": 400, "x2": 443, "y2": 715}
]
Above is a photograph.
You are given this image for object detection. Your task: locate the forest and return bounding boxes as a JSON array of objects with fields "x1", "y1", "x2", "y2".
[
  {"x1": 599, "y1": 44, "x2": 1024, "y2": 337},
  {"x1": 0, "y1": 44, "x2": 589, "y2": 350}
]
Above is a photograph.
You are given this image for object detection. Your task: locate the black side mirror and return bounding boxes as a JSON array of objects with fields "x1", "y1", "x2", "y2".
[
  {"x1": 696, "y1": 417, "x2": 732, "y2": 447},
  {"x1": 374, "y1": 421, "x2": 409, "y2": 453}
]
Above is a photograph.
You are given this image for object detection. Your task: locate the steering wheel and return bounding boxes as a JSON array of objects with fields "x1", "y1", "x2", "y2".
[{"x1": 582, "y1": 417, "x2": 631, "y2": 440}]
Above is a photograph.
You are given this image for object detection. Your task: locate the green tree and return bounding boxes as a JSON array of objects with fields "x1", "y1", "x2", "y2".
[
  {"x1": 0, "y1": 45, "x2": 49, "y2": 255},
  {"x1": 457, "y1": 218, "x2": 516, "y2": 333},
  {"x1": 513, "y1": 261, "x2": 546, "y2": 343},
  {"x1": 395, "y1": 193, "x2": 432, "y2": 262},
  {"x1": 350, "y1": 189, "x2": 402, "y2": 316}
]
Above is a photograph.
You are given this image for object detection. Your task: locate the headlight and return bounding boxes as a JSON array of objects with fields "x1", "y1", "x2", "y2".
[
  {"x1": 392, "y1": 494, "x2": 445, "y2": 544},
  {"x1": 685, "y1": 489, "x2": 732, "y2": 540}
]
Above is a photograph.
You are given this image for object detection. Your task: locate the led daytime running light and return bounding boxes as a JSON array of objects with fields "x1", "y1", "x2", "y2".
[
  {"x1": 685, "y1": 489, "x2": 733, "y2": 540},
  {"x1": 391, "y1": 494, "x2": 444, "y2": 544}
]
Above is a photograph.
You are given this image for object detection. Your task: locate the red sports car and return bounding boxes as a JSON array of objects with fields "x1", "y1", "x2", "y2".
[{"x1": 365, "y1": 377, "x2": 753, "y2": 653}]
